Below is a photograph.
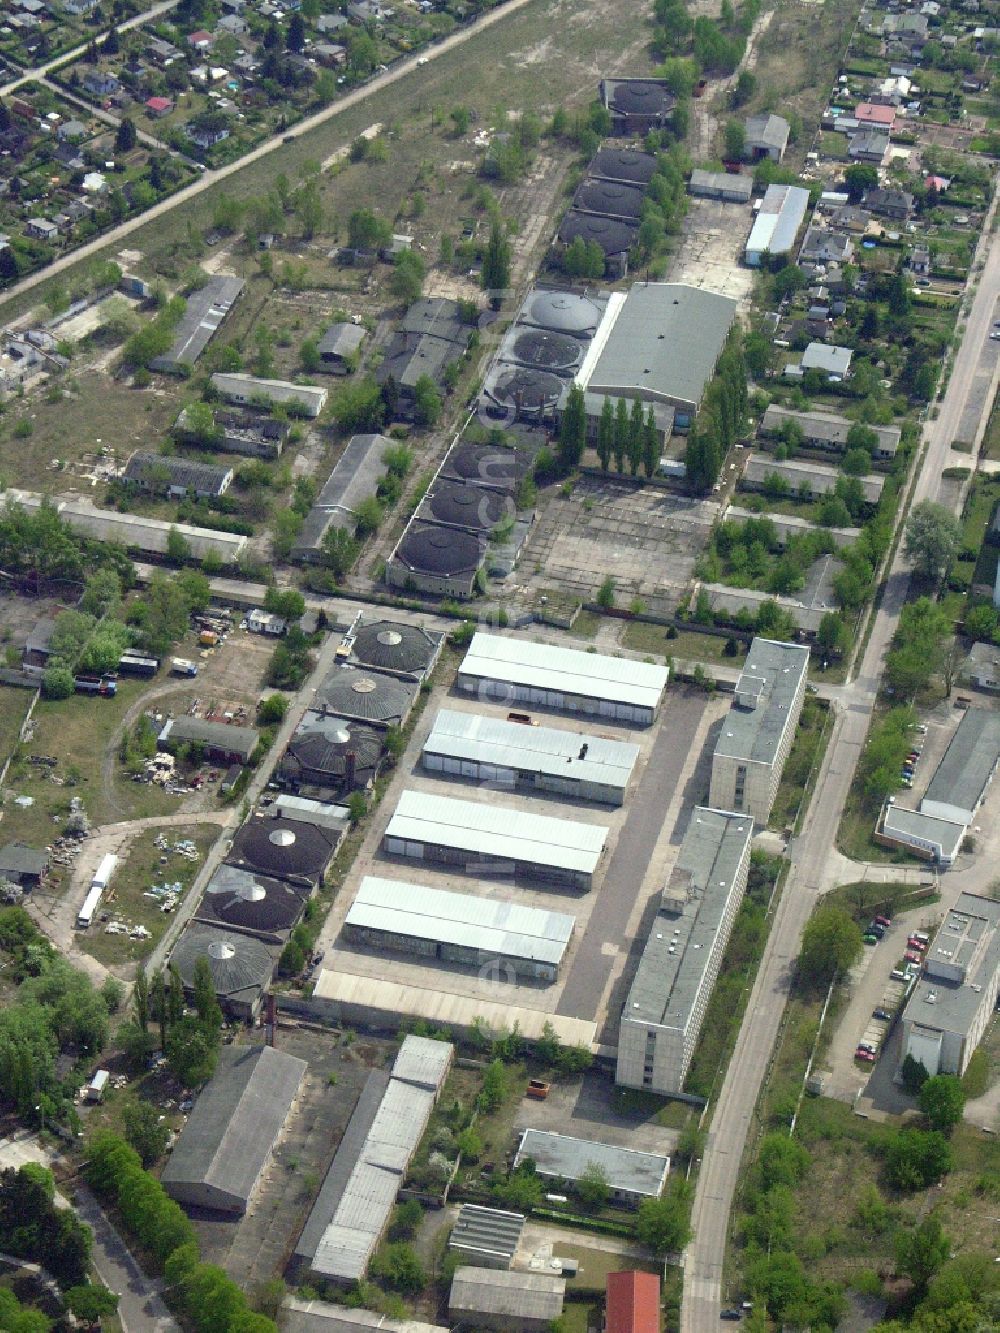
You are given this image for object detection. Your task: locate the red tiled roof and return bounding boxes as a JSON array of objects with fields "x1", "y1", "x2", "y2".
[
  {"x1": 855, "y1": 102, "x2": 895, "y2": 126},
  {"x1": 606, "y1": 1271, "x2": 661, "y2": 1333}
]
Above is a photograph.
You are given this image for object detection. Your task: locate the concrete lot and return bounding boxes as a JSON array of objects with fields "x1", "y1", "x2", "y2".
[
  {"x1": 512, "y1": 1069, "x2": 679, "y2": 1161},
  {"x1": 315, "y1": 678, "x2": 727, "y2": 1045},
  {"x1": 509, "y1": 475, "x2": 720, "y2": 615},
  {"x1": 670, "y1": 197, "x2": 757, "y2": 305}
]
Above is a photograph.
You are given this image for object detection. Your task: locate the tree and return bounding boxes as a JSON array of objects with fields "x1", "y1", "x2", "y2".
[
  {"x1": 724, "y1": 119, "x2": 745, "y2": 159},
  {"x1": 65, "y1": 1284, "x2": 119, "y2": 1325},
  {"x1": 817, "y1": 611, "x2": 848, "y2": 658},
  {"x1": 845, "y1": 162, "x2": 878, "y2": 201},
  {"x1": 643, "y1": 405, "x2": 659, "y2": 480},
  {"x1": 192, "y1": 957, "x2": 223, "y2": 1033},
  {"x1": 347, "y1": 208, "x2": 390, "y2": 251},
  {"x1": 613, "y1": 397, "x2": 629, "y2": 472},
  {"x1": 596, "y1": 576, "x2": 615, "y2": 609},
  {"x1": 904, "y1": 500, "x2": 960, "y2": 581},
  {"x1": 115, "y1": 117, "x2": 137, "y2": 153},
  {"x1": 901, "y1": 1053, "x2": 929, "y2": 1095},
  {"x1": 797, "y1": 904, "x2": 863, "y2": 988},
  {"x1": 167, "y1": 1016, "x2": 219, "y2": 1087},
  {"x1": 321, "y1": 526, "x2": 360, "y2": 578},
  {"x1": 577, "y1": 1162, "x2": 609, "y2": 1209},
  {"x1": 258, "y1": 694, "x2": 289, "y2": 725},
  {"x1": 896, "y1": 1216, "x2": 950, "y2": 1291},
  {"x1": 596, "y1": 397, "x2": 614, "y2": 472},
  {"x1": 391, "y1": 248, "x2": 425, "y2": 304},
  {"x1": 295, "y1": 179, "x2": 323, "y2": 239},
  {"x1": 627, "y1": 398, "x2": 645, "y2": 476},
  {"x1": 413, "y1": 374, "x2": 442, "y2": 427},
  {"x1": 41, "y1": 663, "x2": 75, "y2": 700},
  {"x1": 558, "y1": 385, "x2": 586, "y2": 471},
  {"x1": 918, "y1": 1075, "x2": 966, "y2": 1132},
  {"x1": 481, "y1": 218, "x2": 511, "y2": 302},
  {"x1": 635, "y1": 1179, "x2": 692, "y2": 1255},
  {"x1": 263, "y1": 586, "x2": 306, "y2": 619},
  {"x1": 122, "y1": 1099, "x2": 170, "y2": 1167},
  {"x1": 885, "y1": 1128, "x2": 952, "y2": 1191},
  {"x1": 166, "y1": 526, "x2": 191, "y2": 565},
  {"x1": 369, "y1": 1242, "x2": 426, "y2": 1295},
  {"x1": 354, "y1": 495, "x2": 384, "y2": 537},
  {"x1": 450, "y1": 106, "x2": 470, "y2": 136},
  {"x1": 477, "y1": 1059, "x2": 506, "y2": 1113},
  {"x1": 286, "y1": 10, "x2": 306, "y2": 50}
]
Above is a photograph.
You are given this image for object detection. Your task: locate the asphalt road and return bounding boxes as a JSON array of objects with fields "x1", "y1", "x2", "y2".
[
  {"x1": 75, "y1": 1185, "x2": 180, "y2": 1333},
  {"x1": 0, "y1": 0, "x2": 540, "y2": 313},
  {"x1": 681, "y1": 184, "x2": 1000, "y2": 1332},
  {"x1": 556, "y1": 691, "x2": 707, "y2": 1024}
]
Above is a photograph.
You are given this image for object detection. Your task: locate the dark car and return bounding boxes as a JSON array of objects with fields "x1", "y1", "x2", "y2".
[
  {"x1": 720, "y1": 1312, "x2": 742, "y2": 1322},
  {"x1": 873, "y1": 1008, "x2": 892, "y2": 1022},
  {"x1": 868, "y1": 921, "x2": 886, "y2": 938}
]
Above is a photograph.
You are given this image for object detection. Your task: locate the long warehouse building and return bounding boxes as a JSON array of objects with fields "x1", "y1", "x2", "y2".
[
  {"x1": 382, "y1": 790, "x2": 609, "y2": 891},
  {"x1": 342, "y1": 876, "x2": 576, "y2": 982},
  {"x1": 616, "y1": 808, "x2": 753, "y2": 1096},
  {"x1": 456, "y1": 632, "x2": 668, "y2": 727},
  {"x1": 421, "y1": 708, "x2": 640, "y2": 806},
  {"x1": 920, "y1": 708, "x2": 1000, "y2": 827}
]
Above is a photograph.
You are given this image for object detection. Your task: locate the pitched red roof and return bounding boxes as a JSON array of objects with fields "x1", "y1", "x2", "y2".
[
  {"x1": 855, "y1": 101, "x2": 895, "y2": 127},
  {"x1": 146, "y1": 96, "x2": 172, "y2": 111},
  {"x1": 606, "y1": 1271, "x2": 660, "y2": 1333}
]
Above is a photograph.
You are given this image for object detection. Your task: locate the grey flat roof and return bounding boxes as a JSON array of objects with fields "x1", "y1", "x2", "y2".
[
  {"x1": 760, "y1": 405, "x2": 900, "y2": 455},
  {"x1": 0, "y1": 842, "x2": 47, "y2": 877},
  {"x1": 903, "y1": 892, "x2": 1000, "y2": 1034},
  {"x1": 923, "y1": 709, "x2": 1000, "y2": 817},
  {"x1": 384, "y1": 789, "x2": 608, "y2": 875},
  {"x1": 582, "y1": 283, "x2": 737, "y2": 413},
  {"x1": 700, "y1": 583, "x2": 828, "y2": 635},
  {"x1": 623, "y1": 808, "x2": 753, "y2": 1027},
  {"x1": 450, "y1": 1267, "x2": 564, "y2": 1322},
  {"x1": 689, "y1": 169, "x2": 753, "y2": 202},
  {"x1": 211, "y1": 373, "x2": 327, "y2": 414},
  {"x1": 459, "y1": 631, "x2": 668, "y2": 712},
  {"x1": 345, "y1": 875, "x2": 576, "y2": 966},
  {"x1": 283, "y1": 1299, "x2": 447, "y2": 1333},
  {"x1": 161, "y1": 1045, "x2": 305, "y2": 1208},
  {"x1": 423, "y1": 708, "x2": 640, "y2": 791},
  {"x1": 714, "y1": 637, "x2": 810, "y2": 766},
  {"x1": 743, "y1": 455, "x2": 883, "y2": 503},
  {"x1": 725, "y1": 506, "x2": 859, "y2": 549},
  {"x1": 149, "y1": 274, "x2": 243, "y2": 372},
  {"x1": 514, "y1": 1129, "x2": 668, "y2": 1197},
  {"x1": 293, "y1": 433, "x2": 390, "y2": 557},
  {"x1": 882, "y1": 805, "x2": 965, "y2": 859},
  {"x1": 800, "y1": 343, "x2": 853, "y2": 376},
  {"x1": 158, "y1": 716, "x2": 259, "y2": 759}
]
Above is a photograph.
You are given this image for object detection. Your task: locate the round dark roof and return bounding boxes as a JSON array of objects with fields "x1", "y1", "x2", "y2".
[
  {"x1": 444, "y1": 442, "x2": 530, "y2": 488},
  {"x1": 610, "y1": 80, "x2": 674, "y2": 114},
  {"x1": 489, "y1": 367, "x2": 563, "y2": 415},
  {"x1": 560, "y1": 212, "x2": 637, "y2": 253},
  {"x1": 230, "y1": 815, "x2": 336, "y2": 880},
  {"x1": 590, "y1": 149, "x2": 657, "y2": 184},
  {"x1": 171, "y1": 925, "x2": 274, "y2": 997},
  {"x1": 397, "y1": 522, "x2": 483, "y2": 576},
  {"x1": 425, "y1": 480, "x2": 512, "y2": 533},
  {"x1": 202, "y1": 865, "x2": 308, "y2": 933},
  {"x1": 351, "y1": 620, "x2": 439, "y2": 675},
  {"x1": 523, "y1": 289, "x2": 602, "y2": 336},
  {"x1": 574, "y1": 180, "x2": 645, "y2": 219},
  {"x1": 316, "y1": 669, "x2": 416, "y2": 724},
  {"x1": 288, "y1": 715, "x2": 382, "y2": 773},
  {"x1": 510, "y1": 328, "x2": 582, "y2": 371}
]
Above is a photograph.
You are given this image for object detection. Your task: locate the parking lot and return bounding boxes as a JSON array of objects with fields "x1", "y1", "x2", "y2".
[{"x1": 315, "y1": 674, "x2": 726, "y2": 1043}]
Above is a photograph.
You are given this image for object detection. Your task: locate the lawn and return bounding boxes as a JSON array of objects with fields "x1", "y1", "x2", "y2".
[
  {"x1": 622, "y1": 621, "x2": 746, "y2": 667},
  {"x1": 979, "y1": 385, "x2": 1000, "y2": 462},
  {"x1": 76, "y1": 821, "x2": 220, "y2": 967},
  {"x1": 769, "y1": 696, "x2": 832, "y2": 834},
  {"x1": 0, "y1": 686, "x2": 34, "y2": 772}
]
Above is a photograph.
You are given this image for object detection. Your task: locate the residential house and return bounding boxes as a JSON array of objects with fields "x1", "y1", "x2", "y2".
[
  {"x1": 187, "y1": 123, "x2": 230, "y2": 148},
  {"x1": 56, "y1": 119, "x2": 87, "y2": 141},
  {"x1": 316, "y1": 11, "x2": 348, "y2": 31},
  {"x1": 82, "y1": 70, "x2": 120, "y2": 98},
  {"x1": 314, "y1": 42, "x2": 347, "y2": 66},
  {"x1": 789, "y1": 342, "x2": 853, "y2": 381},
  {"x1": 855, "y1": 101, "x2": 897, "y2": 131},
  {"x1": 862, "y1": 187, "x2": 913, "y2": 220},
  {"x1": 147, "y1": 36, "x2": 182, "y2": 66},
  {"x1": 848, "y1": 130, "x2": 890, "y2": 162},
  {"x1": 799, "y1": 224, "x2": 855, "y2": 266},
  {"x1": 145, "y1": 96, "x2": 173, "y2": 118},
  {"x1": 187, "y1": 28, "x2": 213, "y2": 49},
  {"x1": 909, "y1": 245, "x2": 931, "y2": 274},
  {"x1": 25, "y1": 218, "x2": 58, "y2": 242}
]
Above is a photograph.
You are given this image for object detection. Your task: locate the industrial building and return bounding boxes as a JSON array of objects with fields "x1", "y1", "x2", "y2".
[
  {"x1": 422, "y1": 708, "x2": 640, "y2": 806},
  {"x1": 0, "y1": 488, "x2": 248, "y2": 563},
  {"x1": 376, "y1": 298, "x2": 470, "y2": 416},
  {"x1": 742, "y1": 455, "x2": 884, "y2": 505},
  {"x1": 295, "y1": 1037, "x2": 452, "y2": 1284},
  {"x1": 174, "y1": 405, "x2": 288, "y2": 460},
  {"x1": 228, "y1": 812, "x2": 340, "y2": 887},
  {"x1": 382, "y1": 789, "x2": 609, "y2": 891},
  {"x1": 342, "y1": 875, "x2": 576, "y2": 982},
  {"x1": 599, "y1": 77, "x2": 676, "y2": 136},
  {"x1": 456, "y1": 631, "x2": 669, "y2": 726},
  {"x1": 745, "y1": 184, "x2": 811, "y2": 267},
  {"x1": 122, "y1": 453, "x2": 233, "y2": 500},
  {"x1": 416, "y1": 478, "x2": 517, "y2": 535},
  {"x1": 616, "y1": 808, "x2": 753, "y2": 1095},
  {"x1": 346, "y1": 620, "x2": 444, "y2": 681},
  {"x1": 314, "y1": 665, "x2": 419, "y2": 729},
  {"x1": 606, "y1": 1271, "x2": 661, "y2": 1333},
  {"x1": 272, "y1": 794, "x2": 351, "y2": 839},
  {"x1": 385, "y1": 522, "x2": 488, "y2": 599},
  {"x1": 169, "y1": 924, "x2": 278, "y2": 1020},
  {"x1": 449, "y1": 1268, "x2": 565, "y2": 1333},
  {"x1": 513, "y1": 1129, "x2": 669, "y2": 1206},
  {"x1": 590, "y1": 148, "x2": 658, "y2": 185},
  {"x1": 920, "y1": 708, "x2": 1000, "y2": 826},
  {"x1": 759, "y1": 404, "x2": 900, "y2": 461},
  {"x1": 197, "y1": 863, "x2": 312, "y2": 943},
  {"x1": 709, "y1": 638, "x2": 810, "y2": 824},
  {"x1": 441, "y1": 439, "x2": 536, "y2": 492},
  {"x1": 574, "y1": 178, "x2": 646, "y2": 220},
  {"x1": 149, "y1": 274, "x2": 244, "y2": 373},
  {"x1": 899, "y1": 892, "x2": 1000, "y2": 1077},
  {"x1": 448, "y1": 1204, "x2": 525, "y2": 1270},
  {"x1": 688, "y1": 169, "x2": 753, "y2": 204},
  {"x1": 161, "y1": 1045, "x2": 306, "y2": 1214},
  {"x1": 283, "y1": 1301, "x2": 445, "y2": 1333},
  {"x1": 878, "y1": 804, "x2": 966, "y2": 868},
  {"x1": 557, "y1": 211, "x2": 638, "y2": 278},
  {"x1": 157, "y1": 716, "x2": 260, "y2": 763},
  {"x1": 210, "y1": 373, "x2": 328, "y2": 418},
  {"x1": 291, "y1": 434, "x2": 392, "y2": 563},
  {"x1": 278, "y1": 711, "x2": 383, "y2": 797},
  {"x1": 696, "y1": 582, "x2": 830, "y2": 638}
]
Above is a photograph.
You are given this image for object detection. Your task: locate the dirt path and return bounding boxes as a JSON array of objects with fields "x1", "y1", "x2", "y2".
[
  {"x1": 99, "y1": 679, "x2": 203, "y2": 818},
  {"x1": 692, "y1": 8, "x2": 775, "y2": 162}
]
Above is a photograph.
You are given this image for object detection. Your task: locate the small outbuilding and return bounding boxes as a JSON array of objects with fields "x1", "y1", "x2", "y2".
[{"x1": 448, "y1": 1267, "x2": 565, "y2": 1333}]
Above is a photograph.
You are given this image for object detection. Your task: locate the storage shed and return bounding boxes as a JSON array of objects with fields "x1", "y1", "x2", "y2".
[{"x1": 449, "y1": 1267, "x2": 565, "y2": 1333}]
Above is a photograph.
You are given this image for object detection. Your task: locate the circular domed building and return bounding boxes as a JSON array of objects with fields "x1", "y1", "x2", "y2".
[
  {"x1": 420, "y1": 479, "x2": 513, "y2": 534},
  {"x1": 314, "y1": 667, "x2": 418, "y2": 728},
  {"x1": 521, "y1": 289, "x2": 604, "y2": 337},
  {"x1": 386, "y1": 522, "x2": 486, "y2": 600},
  {"x1": 228, "y1": 814, "x2": 339, "y2": 884},
  {"x1": 349, "y1": 620, "x2": 443, "y2": 679},
  {"x1": 199, "y1": 863, "x2": 311, "y2": 942},
  {"x1": 279, "y1": 711, "x2": 382, "y2": 795},
  {"x1": 170, "y1": 923, "x2": 277, "y2": 1019}
]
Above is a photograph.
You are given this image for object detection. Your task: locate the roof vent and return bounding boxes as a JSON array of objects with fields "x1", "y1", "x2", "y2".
[
  {"x1": 207, "y1": 940, "x2": 236, "y2": 961},
  {"x1": 352, "y1": 676, "x2": 377, "y2": 693},
  {"x1": 270, "y1": 827, "x2": 296, "y2": 847},
  {"x1": 377, "y1": 629, "x2": 403, "y2": 646},
  {"x1": 237, "y1": 882, "x2": 267, "y2": 902}
]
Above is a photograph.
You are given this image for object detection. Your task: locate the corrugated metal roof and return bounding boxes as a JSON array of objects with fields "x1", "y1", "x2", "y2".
[
  {"x1": 515, "y1": 1129, "x2": 669, "y2": 1197},
  {"x1": 746, "y1": 184, "x2": 810, "y2": 258},
  {"x1": 459, "y1": 632, "x2": 668, "y2": 711},
  {"x1": 384, "y1": 790, "x2": 608, "y2": 874},
  {"x1": 390, "y1": 1033, "x2": 454, "y2": 1091},
  {"x1": 423, "y1": 709, "x2": 639, "y2": 790},
  {"x1": 450, "y1": 1267, "x2": 565, "y2": 1321},
  {"x1": 347, "y1": 876, "x2": 575, "y2": 966}
]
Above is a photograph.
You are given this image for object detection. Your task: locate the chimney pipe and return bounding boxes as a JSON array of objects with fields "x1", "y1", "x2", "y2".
[{"x1": 345, "y1": 749, "x2": 357, "y2": 790}]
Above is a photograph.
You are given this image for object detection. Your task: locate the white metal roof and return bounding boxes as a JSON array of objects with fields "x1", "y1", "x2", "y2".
[
  {"x1": 347, "y1": 876, "x2": 576, "y2": 966},
  {"x1": 391, "y1": 1034, "x2": 453, "y2": 1092},
  {"x1": 384, "y1": 790, "x2": 608, "y2": 874},
  {"x1": 423, "y1": 709, "x2": 640, "y2": 791},
  {"x1": 459, "y1": 632, "x2": 668, "y2": 711}
]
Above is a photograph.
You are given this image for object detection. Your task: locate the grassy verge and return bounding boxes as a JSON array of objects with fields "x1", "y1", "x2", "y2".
[
  {"x1": 769, "y1": 696, "x2": 832, "y2": 835},
  {"x1": 0, "y1": 685, "x2": 34, "y2": 771},
  {"x1": 623, "y1": 621, "x2": 746, "y2": 666}
]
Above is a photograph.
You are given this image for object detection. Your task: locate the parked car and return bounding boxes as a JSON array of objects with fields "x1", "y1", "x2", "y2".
[
  {"x1": 904, "y1": 950, "x2": 923, "y2": 965},
  {"x1": 875, "y1": 915, "x2": 892, "y2": 927},
  {"x1": 720, "y1": 1312, "x2": 742, "y2": 1323},
  {"x1": 891, "y1": 968, "x2": 909, "y2": 981},
  {"x1": 868, "y1": 923, "x2": 886, "y2": 939},
  {"x1": 855, "y1": 1047, "x2": 876, "y2": 1062},
  {"x1": 907, "y1": 937, "x2": 927, "y2": 952},
  {"x1": 863, "y1": 932, "x2": 880, "y2": 945},
  {"x1": 911, "y1": 930, "x2": 930, "y2": 944},
  {"x1": 873, "y1": 1008, "x2": 892, "y2": 1022},
  {"x1": 858, "y1": 1041, "x2": 876, "y2": 1054}
]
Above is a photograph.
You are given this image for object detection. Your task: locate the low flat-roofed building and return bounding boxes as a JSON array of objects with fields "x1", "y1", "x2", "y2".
[
  {"x1": 291, "y1": 434, "x2": 391, "y2": 563},
  {"x1": 900, "y1": 892, "x2": 1000, "y2": 1077},
  {"x1": 273, "y1": 793, "x2": 351, "y2": 837},
  {"x1": 617, "y1": 808, "x2": 753, "y2": 1095},
  {"x1": 149, "y1": 274, "x2": 243, "y2": 373},
  {"x1": 920, "y1": 709, "x2": 1000, "y2": 826},
  {"x1": 448, "y1": 1204, "x2": 524, "y2": 1270},
  {"x1": 760, "y1": 404, "x2": 900, "y2": 461},
  {"x1": 197, "y1": 862, "x2": 312, "y2": 942},
  {"x1": 688, "y1": 169, "x2": 753, "y2": 204},
  {"x1": 422, "y1": 707, "x2": 639, "y2": 806},
  {"x1": 123, "y1": 452, "x2": 233, "y2": 500},
  {"x1": 210, "y1": 373, "x2": 327, "y2": 417},
  {"x1": 709, "y1": 637, "x2": 810, "y2": 824},
  {"x1": 606, "y1": 1271, "x2": 661, "y2": 1333},
  {"x1": 456, "y1": 631, "x2": 668, "y2": 727},
  {"x1": 697, "y1": 582, "x2": 830, "y2": 637},
  {"x1": 744, "y1": 112, "x2": 790, "y2": 162},
  {"x1": 725, "y1": 506, "x2": 860, "y2": 550},
  {"x1": 169, "y1": 923, "x2": 277, "y2": 1019},
  {"x1": 514, "y1": 1129, "x2": 668, "y2": 1206},
  {"x1": 347, "y1": 620, "x2": 443, "y2": 681},
  {"x1": 382, "y1": 789, "x2": 608, "y2": 891},
  {"x1": 877, "y1": 803, "x2": 965, "y2": 867},
  {"x1": 161, "y1": 1045, "x2": 306, "y2": 1214},
  {"x1": 157, "y1": 716, "x2": 259, "y2": 763},
  {"x1": 0, "y1": 842, "x2": 47, "y2": 889},
  {"x1": 745, "y1": 184, "x2": 810, "y2": 267},
  {"x1": 343, "y1": 875, "x2": 576, "y2": 982},
  {"x1": 449, "y1": 1267, "x2": 565, "y2": 1333},
  {"x1": 283, "y1": 1298, "x2": 447, "y2": 1333},
  {"x1": 742, "y1": 455, "x2": 883, "y2": 505},
  {"x1": 961, "y1": 641, "x2": 1000, "y2": 694},
  {"x1": 314, "y1": 665, "x2": 418, "y2": 729}
]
